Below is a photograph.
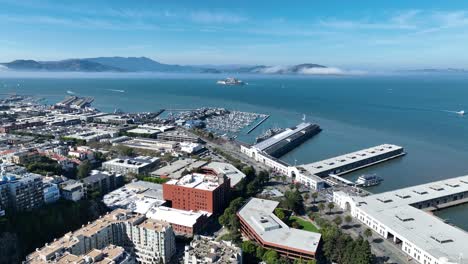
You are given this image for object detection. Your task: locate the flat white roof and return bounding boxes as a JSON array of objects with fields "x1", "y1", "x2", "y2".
[
  {"x1": 146, "y1": 206, "x2": 210, "y2": 227},
  {"x1": 126, "y1": 128, "x2": 160, "y2": 135},
  {"x1": 238, "y1": 198, "x2": 321, "y2": 254},
  {"x1": 151, "y1": 159, "x2": 208, "y2": 179},
  {"x1": 253, "y1": 122, "x2": 312, "y2": 151},
  {"x1": 300, "y1": 144, "x2": 403, "y2": 175},
  {"x1": 103, "y1": 181, "x2": 165, "y2": 212},
  {"x1": 353, "y1": 175, "x2": 468, "y2": 263},
  {"x1": 165, "y1": 173, "x2": 222, "y2": 191},
  {"x1": 204, "y1": 162, "x2": 246, "y2": 187},
  {"x1": 103, "y1": 156, "x2": 159, "y2": 168}
]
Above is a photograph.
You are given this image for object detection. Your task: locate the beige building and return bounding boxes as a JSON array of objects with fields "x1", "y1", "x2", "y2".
[{"x1": 25, "y1": 209, "x2": 176, "y2": 264}]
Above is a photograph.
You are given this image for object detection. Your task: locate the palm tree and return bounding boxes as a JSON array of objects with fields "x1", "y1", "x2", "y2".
[
  {"x1": 327, "y1": 202, "x2": 335, "y2": 214},
  {"x1": 344, "y1": 215, "x2": 353, "y2": 227},
  {"x1": 311, "y1": 192, "x2": 318, "y2": 204},
  {"x1": 364, "y1": 228, "x2": 373, "y2": 241},
  {"x1": 333, "y1": 216, "x2": 342, "y2": 226},
  {"x1": 318, "y1": 202, "x2": 325, "y2": 213}
]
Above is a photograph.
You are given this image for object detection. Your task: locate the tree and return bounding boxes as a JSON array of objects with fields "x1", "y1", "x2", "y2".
[
  {"x1": 116, "y1": 145, "x2": 134, "y2": 157},
  {"x1": 241, "y1": 241, "x2": 257, "y2": 254},
  {"x1": 364, "y1": 228, "x2": 373, "y2": 241},
  {"x1": 333, "y1": 216, "x2": 343, "y2": 226},
  {"x1": 274, "y1": 208, "x2": 286, "y2": 221},
  {"x1": 311, "y1": 192, "x2": 318, "y2": 203},
  {"x1": 327, "y1": 202, "x2": 335, "y2": 214},
  {"x1": 77, "y1": 160, "x2": 91, "y2": 179},
  {"x1": 344, "y1": 215, "x2": 353, "y2": 227},
  {"x1": 283, "y1": 190, "x2": 304, "y2": 214},
  {"x1": 318, "y1": 202, "x2": 325, "y2": 213},
  {"x1": 256, "y1": 246, "x2": 266, "y2": 259},
  {"x1": 263, "y1": 250, "x2": 279, "y2": 264}
]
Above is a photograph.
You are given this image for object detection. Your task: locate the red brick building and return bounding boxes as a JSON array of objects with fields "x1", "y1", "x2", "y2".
[{"x1": 162, "y1": 170, "x2": 230, "y2": 214}]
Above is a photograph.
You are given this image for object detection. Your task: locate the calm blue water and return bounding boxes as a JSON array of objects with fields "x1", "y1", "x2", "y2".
[{"x1": 1, "y1": 73, "x2": 468, "y2": 229}]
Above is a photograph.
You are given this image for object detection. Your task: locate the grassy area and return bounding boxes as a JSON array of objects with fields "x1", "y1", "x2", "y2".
[{"x1": 290, "y1": 216, "x2": 320, "y2": 232}]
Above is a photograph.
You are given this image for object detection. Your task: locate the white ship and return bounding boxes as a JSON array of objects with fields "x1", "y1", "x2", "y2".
[
  {"x1": 355, "y1": 174, "x2": 383, "y2": 187},
  {"x1": 216, "y1": 77, "x2": 245, "y2": 85}
]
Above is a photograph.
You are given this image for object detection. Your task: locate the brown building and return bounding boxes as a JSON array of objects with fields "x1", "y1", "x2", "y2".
[
  {"x1": 237, "y1": 198, "x2": 321, "y2": 261},
  {"x1": 162, "y1": 169, "x2": 230, "y2": 214}
]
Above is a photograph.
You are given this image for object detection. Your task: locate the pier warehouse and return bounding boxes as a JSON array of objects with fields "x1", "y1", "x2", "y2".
[
  {"x1": 241, "y1": 122, "x2": 321, "y2": 174},
  {"x1": 333, "y1": 175, "x2": 468, "y2": 264},
  {"x1": 292, "y1": 144, "x2": 405, "y2": 190}
]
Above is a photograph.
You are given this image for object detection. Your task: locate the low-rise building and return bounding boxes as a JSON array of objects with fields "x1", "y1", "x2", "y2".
[
  {"x1": 103, "y1": 156, "x2": 160, "y2": 176},
  {"x1": 43, "y1": 181, "x2": 60, "y2": 204},
  {"x1": 151, "y1": 159, "x2": 208, "y2": 179},
  {"x1": 203, "y1": 162, "x2": 246, "y2": 188},
  {"x1": 237, "y1": 198, "x2": 321, "y2": 261},
  {"x1": 157, "y1": 131, "x2": 202, "y2": 143},
  {"x1": 333, "y1": 175, "x2": 468, "y2": 264},
  {"x1": 184, "y1": 235, "x2": 242, "y2": 264},
  {"x1": 180, "y1": 142, "x2": 204, "y2": 154},
  {"x1": 146, "y1": 206, "x2": 209, "y2": 236},
  {"x1": 82, "y1": 170, "x2": 124, "y2": 198},
  {"x1": 103, "y1": 181, "x2": 165, "y2": 213},
  {"x1": 60, "y1": 181, "x2": 84, "y2": 201}
]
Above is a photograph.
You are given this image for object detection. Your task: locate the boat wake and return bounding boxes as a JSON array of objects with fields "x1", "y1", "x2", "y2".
[
  {"x1": 442, "y1": 110, "x2": 465, "y2": 116},
  {"x1": 107, "y1": 89, "x2": 125, "y2": 93},
  {"x1": 66, "y1": 90, "x2": 75, "y2": 95}
]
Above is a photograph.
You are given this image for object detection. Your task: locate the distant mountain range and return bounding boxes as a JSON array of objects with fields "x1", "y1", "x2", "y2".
[{"x1": 0, "y1": 57, "x2": 329, "y2": 74}]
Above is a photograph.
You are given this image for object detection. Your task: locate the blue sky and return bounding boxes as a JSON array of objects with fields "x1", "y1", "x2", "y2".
[{"x1": 2, "y1": 0, "x2": 468, "y2": 69}]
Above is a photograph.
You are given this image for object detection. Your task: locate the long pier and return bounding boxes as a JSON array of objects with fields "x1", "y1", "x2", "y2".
[{"x1": 246, "y1": 115, "x2": 270, "y2": 134}]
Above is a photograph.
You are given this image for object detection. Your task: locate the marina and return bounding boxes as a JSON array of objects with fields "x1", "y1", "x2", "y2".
[{"x1": 246, "y1": 114, "x2": 270, "y2": 134}]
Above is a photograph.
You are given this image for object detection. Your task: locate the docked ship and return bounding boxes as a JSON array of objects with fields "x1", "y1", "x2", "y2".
[
  {"x1": 255, "y1": 128, "x2": 285, "y2": 143},
  {"x1": 355, "y1": 174, "x2": 383, "y2": 187},
  {"x1": 216, "y1": 77, "x2": 245, "y2": 85}
]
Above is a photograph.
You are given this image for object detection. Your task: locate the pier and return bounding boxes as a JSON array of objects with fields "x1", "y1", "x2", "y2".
[{"x1": 246, "y1": 115, "x2": 270, "y2": 134}]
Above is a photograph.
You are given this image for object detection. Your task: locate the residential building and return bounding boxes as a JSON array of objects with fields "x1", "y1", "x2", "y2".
[
  {"x1": 36, "y1": 245, "x2": 135, "y2": 264},
  {"x1": 43, "y1": 181, "x2": 60, "y2": 204},
  {"x1": 25, "y1": 209, "x2": 176, "y2": 264},
  {"x1": 102, "y1": 156, "x2": 159, "y2": 176},
  {"x1": 146, "y1": 206, "x2": 209, "y2": 236},
  {"x1": 0, "y1": 170, "x2": 44, "y2": 213},
  {"x1": 184, "y1": 235, "x2": 242, "y2": 264},
  {"x1": 163, "y1": 172, "x2": 230, "y2": 214},
  {"x1": 60, "y1": 181, "x2": 84, "y2": 201},
  {"x1": 82, "y1": 170, "x2": 124, "y2": 198},
  {"x1": 237, "y1": 198, "x2": 321, "y2": 261}
]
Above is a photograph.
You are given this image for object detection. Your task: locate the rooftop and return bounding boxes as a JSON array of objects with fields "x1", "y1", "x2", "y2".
[
  {"x1": 146, "y1": 206, "x2": 210, "y2": 228},
  {"x1": 185, "y1": 235, "x2": 242, "y2": 263},
  {"x1": 299, "y1": 144, "x2": 403, "y2": 176},
  {"x1": 253, "y1": 122, "x2": 312, "y2": 152},
  {"x1": 103, "y1": 156, "x2": 159, "y2": 168},
  {"x1": 151, "y1": 158, "x2": 208, "y2": 179},
  {"x1": 237, "y1": 198, "x2": 321, "y2": 254},
  {"x1": 103, "y1": 181, "x2": 165, "y2": 213},
  {"x1": 203, "y1": 162, "x2": 246, "y2": 187},
  {"x1": 165, "y1": 173, "x2": 225, "y2": 191},
  {"x1": 350, "y1": 175, "x2": 468, "y2": 263}
]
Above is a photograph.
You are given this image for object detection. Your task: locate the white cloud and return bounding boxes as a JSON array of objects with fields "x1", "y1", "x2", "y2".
[
  {"x1": 189, "y1": 11, "x2": 247, "y2": 24},
  {"x1": 298, "y1": 67, "x2": 366, "y2": 75}
]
